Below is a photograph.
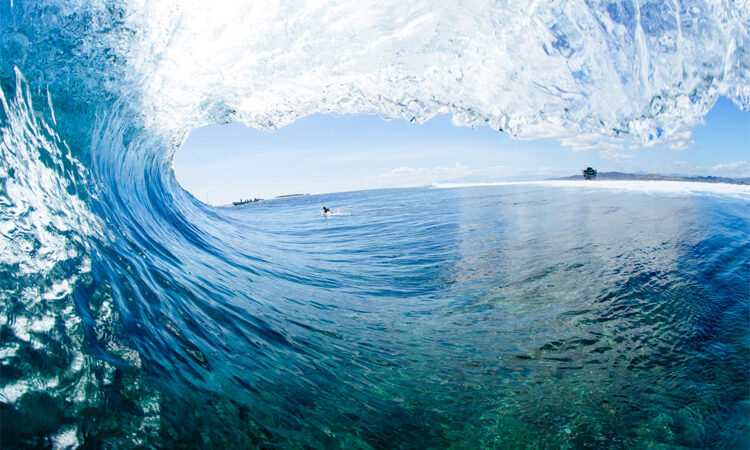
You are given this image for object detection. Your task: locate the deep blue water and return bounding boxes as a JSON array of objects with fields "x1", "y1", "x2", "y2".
[
  {"x1": 179, "y1": 185, "x2": 748, "y2": 448},
  {"x1": 11, "y1": 180, "x2": 750, "y2": 448}
]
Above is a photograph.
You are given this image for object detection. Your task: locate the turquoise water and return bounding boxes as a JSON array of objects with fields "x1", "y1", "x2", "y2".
[
  {"x1": 1, "y1": 1, "x2": 749, "y2": 447},
  {"x1": 4, "y1": 180, "x2": 749, "y2": 447}
]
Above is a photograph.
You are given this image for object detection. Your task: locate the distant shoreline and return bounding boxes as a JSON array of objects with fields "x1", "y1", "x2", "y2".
[{"x1": 550, "y1": 172, "x2": 750, "y2": 185}]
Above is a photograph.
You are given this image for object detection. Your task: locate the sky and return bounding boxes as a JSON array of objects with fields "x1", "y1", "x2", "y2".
[{"x1": 173, "y1": 97, "x2": 749, "y2": 205}]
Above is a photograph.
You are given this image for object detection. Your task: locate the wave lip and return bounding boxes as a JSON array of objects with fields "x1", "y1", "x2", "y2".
[{"x1": 119, "y1": 0, "x2": 750, "y2": 153}]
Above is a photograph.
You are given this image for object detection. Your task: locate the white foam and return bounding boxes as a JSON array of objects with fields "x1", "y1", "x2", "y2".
[
  {"x1": 116, "y1": 0, "x2": 748, "y2": 152},
  {"x1": 52, "y1": 425, "x2": 80, "y2": 450},
  {"x1": 433, "y1": 179, "x2": 750, "y2": 200}
]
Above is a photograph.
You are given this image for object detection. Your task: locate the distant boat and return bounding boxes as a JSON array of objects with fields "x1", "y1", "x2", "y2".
[
  {"x1": 582, "y1": 167, "x2": 597, "y2": 180},
  {"x1": 232, "y1": 198, "x2": 262, "y2": 206}
]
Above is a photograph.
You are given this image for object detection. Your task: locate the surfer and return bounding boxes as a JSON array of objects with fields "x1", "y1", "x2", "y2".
[{"x1": 323, "y1": 206, "x2": 331, "y2": 215}]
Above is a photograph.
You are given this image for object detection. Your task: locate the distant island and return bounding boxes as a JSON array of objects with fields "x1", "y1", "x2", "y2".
[
  {"x1": 232, "y1": 198, "x2": 263, "y2": 206},
  {"x1": 551, "y1": 171, "x2": 750, "y2": 185}
]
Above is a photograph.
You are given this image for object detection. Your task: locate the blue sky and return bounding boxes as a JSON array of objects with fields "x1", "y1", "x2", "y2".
[{"x1": 174, "y1": 97, "x2": 749, "y2": 204}]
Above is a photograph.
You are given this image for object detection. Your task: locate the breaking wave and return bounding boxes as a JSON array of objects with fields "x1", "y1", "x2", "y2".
[
  {"x1": 434, "y1": 179, "x2": 750, "y2": 199},
  {"x1": 1, "y1": 0, "x2": 748, "y2": 447}
]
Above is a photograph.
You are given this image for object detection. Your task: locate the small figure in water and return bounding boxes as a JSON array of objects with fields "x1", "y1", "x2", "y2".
[{"x1": 323, "y1": 206, "x2": 331, "y2": 215}]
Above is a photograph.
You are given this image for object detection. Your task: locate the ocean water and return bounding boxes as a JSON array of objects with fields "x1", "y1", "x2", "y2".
[
  {"x1": 4, "y1": 179, "x2": 750, "y2": 447},
  {"x1": 1, "y1": 1, "x2": 749, "y2": 448}
]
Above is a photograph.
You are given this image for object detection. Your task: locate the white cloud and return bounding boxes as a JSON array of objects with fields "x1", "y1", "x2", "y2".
[
  {"x1": 376, "y1": 163, "x2": 473, "y2": 185},
  {"x1": 671, "y1": 160, "x2": 697, "y2": 171},
  {"x1": 712, "y1": 161, "x2": 747, "y2": 170},
  {"x1": 598, "y1": 150, "x2": 634, "y2": 162},
  {"x1": 670, "y1": 160, "x2": 750, "y2": 177},
  {"x1": 669, "y1": 140, "x2": 691, "y2": 151},
  {"x1": 559, "y1": 134, "x2": 624, "y2": 153},
  {"x1": 711, "y1": 161, "x2": 750, "y2": 176},
  {"x1": 667, "y1": 129, "x2": 694, "y2": 151},
  {"x1": 554, "y1": 133, "x2": 635, "y2": 161},
  {"x1": 371, "y1": 163, "x2": 572, "y2": 188}
]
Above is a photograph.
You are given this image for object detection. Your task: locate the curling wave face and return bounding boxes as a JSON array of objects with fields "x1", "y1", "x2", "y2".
[{"x1": 0, "y1": 0, "x2": 749, "y2": 447}]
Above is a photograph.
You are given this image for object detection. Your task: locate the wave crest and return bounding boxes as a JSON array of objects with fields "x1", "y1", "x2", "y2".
[{"x1": 121, "y1": 0, "x2": 750, "y2": 152}]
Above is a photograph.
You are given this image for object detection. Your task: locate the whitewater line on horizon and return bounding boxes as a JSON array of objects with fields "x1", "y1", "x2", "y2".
[
  {"x1": 432, "y1": 179, "x2": 750, "y2": 200},
  {"x1": 216, "y1": 179, "x2": 750, "y2": 206}
]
